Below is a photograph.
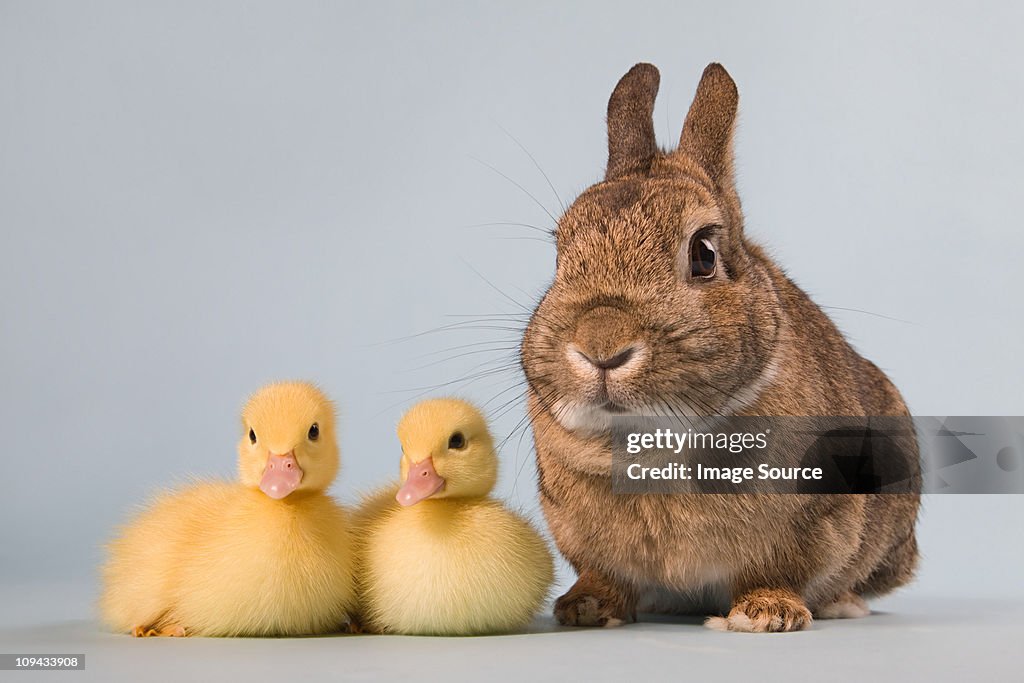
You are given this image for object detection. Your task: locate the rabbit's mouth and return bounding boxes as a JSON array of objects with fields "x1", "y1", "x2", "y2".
[
  {"x1": 600, "y1": 401, "x2": 630, "y2": 414},
  {"x1": 548, "y1": 394, "x2": 655, "y2": 436}
]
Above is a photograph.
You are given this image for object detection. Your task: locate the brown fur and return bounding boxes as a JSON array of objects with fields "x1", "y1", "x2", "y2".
[{"x1": 521, "y1": 63, "x2": 920, "y2": 632}]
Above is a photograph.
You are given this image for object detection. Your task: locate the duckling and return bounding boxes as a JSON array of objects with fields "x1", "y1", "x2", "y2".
[
  {"x1": 100, "y1": 381, "x2": 357, "y2": 637},
  {"x1": 357, "y1": 398, "x2": 554, "y2": 635}
]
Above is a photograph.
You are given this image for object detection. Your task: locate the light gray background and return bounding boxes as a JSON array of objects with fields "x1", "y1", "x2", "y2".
[{"x1": 1, "y1": 1, "x2": 1021, "y2": 680}]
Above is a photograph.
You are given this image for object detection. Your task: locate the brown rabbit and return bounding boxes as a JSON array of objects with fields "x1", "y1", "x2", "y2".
[{"x1": 520, "y1": 62, "x2": 920, "y2": 632}]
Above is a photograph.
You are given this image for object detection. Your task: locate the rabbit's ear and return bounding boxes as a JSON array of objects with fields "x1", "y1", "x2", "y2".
[
  {"x1": 677, "y1": 63, "x2": 738, "y2": 182},
  {"x1": 605, "y1": 63, "x2": 660, "y2": 180}
]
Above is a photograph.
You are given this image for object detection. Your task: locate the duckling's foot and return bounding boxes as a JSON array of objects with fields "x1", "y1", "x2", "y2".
[
  {"x1": 342, "y1": 617, "x2": 364, "y2": 635},
  {"x1": 131, "y1": 624, "x2": 186, "y2": 638},
  {"x1": 554, "y1": 571, "x2": 636, "y2": 628}
]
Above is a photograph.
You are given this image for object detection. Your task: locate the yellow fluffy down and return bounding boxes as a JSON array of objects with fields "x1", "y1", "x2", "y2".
[
  {"x1": 359, "y1": 495, "x2": 554, "y2": 636},
  {"x1": 99, "y1": 483, "x2": 356, "y2": 637}
]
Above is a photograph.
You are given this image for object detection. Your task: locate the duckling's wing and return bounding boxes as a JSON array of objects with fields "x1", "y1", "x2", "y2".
[{"x1": 351, "y1": 485, "x2": 401, "y2": 535}]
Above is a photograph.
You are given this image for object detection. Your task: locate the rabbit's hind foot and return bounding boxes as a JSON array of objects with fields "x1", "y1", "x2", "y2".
[{"x1": 814, "y1": 591, "x2": 870, "y2": 619}]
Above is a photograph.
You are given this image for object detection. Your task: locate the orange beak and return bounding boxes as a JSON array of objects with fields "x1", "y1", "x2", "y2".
[
  {"x1": 396, "y1": 457, "x2": 445, "y2": 506},
  {"x1": 259, "y1": 451, "x2": 303, "y2": 499}
]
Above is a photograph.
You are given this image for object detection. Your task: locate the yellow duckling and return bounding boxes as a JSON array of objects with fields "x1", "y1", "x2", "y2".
[
  {"x1": 357, "y1": 398, "x2": 554, "y2": 635},
  {"x1": 100, "y1": 381, "x2": 357, "y2": 637}
]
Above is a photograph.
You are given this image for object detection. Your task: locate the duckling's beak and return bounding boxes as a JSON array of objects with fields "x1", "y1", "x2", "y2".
[
  {"x1": 396, "y1": 457, "x2": 445, "y2": 506},
  {"x1": 260, "y1": 451, "x2": 303, "y2": 499}
]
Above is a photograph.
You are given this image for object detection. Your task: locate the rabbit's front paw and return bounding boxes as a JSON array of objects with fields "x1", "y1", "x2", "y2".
[
  {"x1": 554, "y1": 573, "x2": 635, "y2": 628},
  {"x1": 706, "y1": 588, "x2": 812, "y2": 633},
  {"x1": 555, "y1": 593, "x2": 625, "y2": 627}
]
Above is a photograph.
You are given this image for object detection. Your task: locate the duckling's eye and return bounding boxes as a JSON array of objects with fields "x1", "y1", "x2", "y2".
[
  {"x1": 249, "y1": 428, "x2": 257, "y2": 445},
  {"x1": 448, "y1": 432, "x2": 466, "y2": 450},
  {"x1": 308, "y1": 423, "x2": 319, "y2": 441}
]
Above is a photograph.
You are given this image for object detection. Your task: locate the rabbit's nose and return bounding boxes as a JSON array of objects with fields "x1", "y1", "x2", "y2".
[
  {"x1": 571, "y1": 305, "x2": 643, "y2": 374},
  {"x1": 578, "y1": 346, "x2": 636, "y2": 371}
]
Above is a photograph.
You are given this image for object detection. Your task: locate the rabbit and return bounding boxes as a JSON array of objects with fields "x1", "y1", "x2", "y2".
[{"x1": 519, "y1": 62, "x2": 920, "y2": 632}]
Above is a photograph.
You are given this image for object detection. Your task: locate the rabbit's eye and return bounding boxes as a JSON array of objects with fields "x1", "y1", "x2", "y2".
[
  {"x1": 249, "y1": 428, "x2": 257, "y2": 444},
  {"x1": 690, "y1": 235, "x2": 717, "y2": 279}
]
